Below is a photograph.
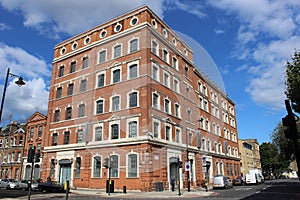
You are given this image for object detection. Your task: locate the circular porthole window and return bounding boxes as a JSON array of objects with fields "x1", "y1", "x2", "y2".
[
  {"x1": 100, "y1": 29, "x2": 107, "y2": 38},
  {"x1": 184, "y1": 48, "x2": 188, "y2": 56},
  {"x1": 84, "y1": 37, "x2": 91, "y2": 45},
  {"x1": 130, "y1": 16, "x2": 138, "y2": 26},
  {"x1": 72, "y1": 42, "x2": 78, "y2": 50},
  {"x1": 162, "y1": 29, "x2": 168, "y2": 38},
  {"x1": 114, "y1": 23, "x2": 122, "y2": 33},
  {"x1": 151, "y1": 19, "x2": 157, "y2": 29},
  {"x1": 172, "y1": 37, "x2": 177, "y2": 46},
  {"x1": 60, "y1": 47, "x2": 66, "y2": 55}
]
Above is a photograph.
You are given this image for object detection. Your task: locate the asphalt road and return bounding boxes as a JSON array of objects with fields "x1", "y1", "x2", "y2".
[{"x1": 0, "y1": 179, "x2": 299, "y2": 200}]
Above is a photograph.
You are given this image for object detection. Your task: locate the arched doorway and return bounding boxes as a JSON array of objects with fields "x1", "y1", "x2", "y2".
[{"x1": 169, "y1": 157, "x2": 178, "y2": 188}]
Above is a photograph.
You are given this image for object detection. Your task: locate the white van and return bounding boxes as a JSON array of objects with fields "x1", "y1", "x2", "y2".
[{"x1": 213, "y1": 175, "x2": 233, "y2": 189}]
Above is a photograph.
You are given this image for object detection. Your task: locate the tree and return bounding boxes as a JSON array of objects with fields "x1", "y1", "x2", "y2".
[
  {"x1": 260, "y1": 142, "x2": 289, "y2": 177},
  {"x1": 271, "y1": 122, "x2": 294, "y2": 161},
  {"x1": 285, "y1": 50, "x2": 300, "y2": 114}
]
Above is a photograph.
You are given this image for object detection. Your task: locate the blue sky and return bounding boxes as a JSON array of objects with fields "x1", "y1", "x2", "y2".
[{"x1": 0, "y1": 0, "x2": 299, "y2": 144}]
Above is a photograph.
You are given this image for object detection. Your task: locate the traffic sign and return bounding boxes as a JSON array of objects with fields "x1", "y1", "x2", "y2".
[
  {"x1": 185, "y1": 162, "x2": 190, "y2": 171},
  {"x1": 202, "y1": 156, "x2": 206, "y2": 167}
]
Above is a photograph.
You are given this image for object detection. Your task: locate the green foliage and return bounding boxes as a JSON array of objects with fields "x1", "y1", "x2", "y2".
[
  {"x1": 285, "y1": 50, "x2": 300, "y2": 114},
  {"x1": 271, "y1": 123, "x2": 294, "y2": 160},
  {"x1": 260, "y1": 142, "x2": 290, "y2": 176}
]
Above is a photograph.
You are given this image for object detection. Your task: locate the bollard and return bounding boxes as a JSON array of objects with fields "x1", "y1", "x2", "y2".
[
  {"x1": 65, "y1": 180, "x2": 69, "y2": 200},
  {"x1": 123, "y1": 186, "x2": 126, "y2": 194},
  {"x1": 205, "y1": 182, "x2": 208, "y2": 192}
]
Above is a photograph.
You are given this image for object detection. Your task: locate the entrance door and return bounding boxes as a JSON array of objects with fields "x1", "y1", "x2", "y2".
[
  {"x1": 169, "y1": 157, "x2": 179, "y2": 183},
  {"x1": 59, "y1": 164, "x2": 71, "y2": 184}
]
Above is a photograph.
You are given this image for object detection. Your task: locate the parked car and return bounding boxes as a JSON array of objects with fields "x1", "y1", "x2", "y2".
[
  {"x1": 0, "y1": 179, "x2": 18, "y2": 189},
  {"x1": 0, "y1": 179, "x2": 9, "y2": 188},
  {"x1": 233, "y1": 176, "x2": 244, "y2": 186},
  {"x1": 17, "y1": 180, "x2": 39, "y2": 191},
  {"x1": 213, "y1": 175, "x2": 233, "y2": 189},
  {"x1": 38, "y1": 181, "x2": 65, "y2": 193}
]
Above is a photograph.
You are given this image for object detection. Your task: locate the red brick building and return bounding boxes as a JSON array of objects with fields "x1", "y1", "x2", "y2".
[
  {"x1": 42, "y1": 5, "x2": 240, "y2": 191},
  {"x1": 22, "y1": 112, "x2": 47, "y2": 181},
  {"x1": 0, "y1": 121, "x2": 26, "y2": 180}
]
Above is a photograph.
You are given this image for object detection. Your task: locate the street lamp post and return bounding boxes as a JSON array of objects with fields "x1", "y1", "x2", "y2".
[{"x1": 0, "y1": 67, "x2": 25, "y2": 123}]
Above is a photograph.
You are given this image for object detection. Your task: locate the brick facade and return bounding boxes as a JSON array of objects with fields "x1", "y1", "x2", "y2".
[{"x1": 42, "y1": 5, "x2": 240, "y2": 191}]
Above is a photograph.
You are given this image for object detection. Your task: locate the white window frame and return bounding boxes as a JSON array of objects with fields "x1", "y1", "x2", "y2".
[
  {"x1": 92, "y1": 155, "x2": 102, "y2": 178},
  {"x1": 128, "y1": 38, "x2": 139, "y2": 53},
  {"x1": 163, "y1": 71, "x2": 170, "y2": 88},
  {"x1": 98, "y1": 49, "x2": 107, "y2": 64},
  {"x1": 164, "y1": 98, "x2": 171, "y2": 114},
  {"x1": 162, "y1": 48, "x2": 169, "y2": 63},
  {"x1": 78, "y1": 103, "x2": 85, "y2": 117},
  {"x1": 127, "y1": 60, "x2": 139, "y2": 80},
  {"x1": 173, "y1": 77, "x2": 180, "y2": 93},
  {"x1": 93, "y1": 123, "x2": 104, "y2": 142},
  {"x1": 175, "y1": 128, "x2": 181, "y2": 143},
  {"x1": 126, "y1": 152, "x2": 139, "y2": 178},
  {"x1": 127, "y1": 90, "x2": 139, "y2": 108},
  {"x1": 111, "y1": 66, "x2": 122, "y2": 84},
  {"x1": 113, "y1": 43, "x2": 122, "y2": 59},
  {"x1": 126, "y1": 117, "x2": 139, "y2": 138},
  {"x1": 96, "y1": 71, "x2": 106, "y2": 88},
  {"x1": 109, "y1": 120, "x2": 120, "y2": 140},
  {"x1": 95, "y1": 98, "x2": 105, "y2": 114},
  {"x1": 174, "y1": 103, "x2": 181, "y2": 118},
  {"x1": 172, "y1": 56, "x2": 178, "y2": 70},
  {"x1": 152, "y1": 118, "x2": 161, "y2": 138},
  {"x1": 110, "y1": 95, "x2": 121, "y2": 111},
  {"x1": 109, "y1": 154, "x2": 120, "y2": 178},
  {"x1": 152, "y1": 63, "x2": 160, "y2": 81},
  {"x1": 165, "y1": 124, "x2": 172, "y2": 142},
  {"x1": 151, "y1": 39, "x2": 159, "y2": 56},
  {"x1": 152, "y1": 92, "x2": 160, "y2": 110}
]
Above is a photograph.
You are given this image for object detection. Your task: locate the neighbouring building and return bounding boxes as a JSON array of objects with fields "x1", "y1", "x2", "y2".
[
  {"x1": 0, "y1": 121, "x2": 26, "y2": 180},
  {"x1": 42, "y1": 5, "x2": 240, "y2": 191},
  {"x1": 22, "y1": 112, "x2": 47, "y2": 181},
  {"x1": 238, "y1": 139, "x2": 261, "y2": 176}
]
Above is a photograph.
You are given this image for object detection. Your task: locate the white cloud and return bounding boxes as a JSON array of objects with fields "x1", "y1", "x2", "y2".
[
  {"x1": 0, "y1": 43, "x2": 50, "y2": 125},
  {"x1": 0, "y1": 0, "x2": 164, "y2": 36},
  {"x1": 245, "y1": 62, "x2": 285, "y2": 110},
  {"x1": 0, "y1": 23, "x2": 10, "y2": 31},
  {"x1": 1, "y1": 77, "x2": 49, "y2": 124},
  {"x1": 0, "y1": 43, "x2": 50, "y2": 79},
  {"x1": 207, "y1": 0, "x2": 300, "y2": 111},
  {"x1": 209, "y1": 0, "x2": 300, "y2": 40},
  {"x1": 214, "y1": 28, "x2": 225, "y2": 35},
  {"x1": 164, "y1": 0, "x2": 207, "y2": 19}
]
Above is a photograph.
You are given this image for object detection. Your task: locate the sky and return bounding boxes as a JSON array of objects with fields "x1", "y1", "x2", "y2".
[{"x1": 0, "y1": 0, "x2": 299, "y2": 144}]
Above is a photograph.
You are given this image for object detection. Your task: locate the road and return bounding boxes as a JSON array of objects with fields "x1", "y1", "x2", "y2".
[
  {"x1": 0, "y1": 179, "x2": 299, "y2": 200},
  {"x1": 204, "y1": 179, "x2": 300, "y2": 200}
]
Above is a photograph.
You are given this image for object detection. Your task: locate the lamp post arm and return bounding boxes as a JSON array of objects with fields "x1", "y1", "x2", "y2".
[{"x1": 0, "y1": 68, "x2": 10, "y2": 123}]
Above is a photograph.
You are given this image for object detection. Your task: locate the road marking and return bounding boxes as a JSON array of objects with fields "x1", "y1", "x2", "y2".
[{"x1": 235, "y1": 187, "x2": 252, "y2": 191}]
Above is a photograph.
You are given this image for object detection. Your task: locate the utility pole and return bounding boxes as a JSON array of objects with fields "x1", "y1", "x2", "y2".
[
  {"x1": 27, "y1": 146, "x2": 36, "y2": 200},
  {"x1": 282, "y1": 99, "x2": 300, "y2": 180},
  {"x1": 177, "y1": 157, "x2": 182, "y2": 196}
]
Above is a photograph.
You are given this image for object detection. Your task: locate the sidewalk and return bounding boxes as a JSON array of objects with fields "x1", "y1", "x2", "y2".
[
  {"x1": 8, "y1": 187, "x2": 214, "y2": 200},
  {"x1": 71, "y1": 186, "x2": 214, "y2": 198}
]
